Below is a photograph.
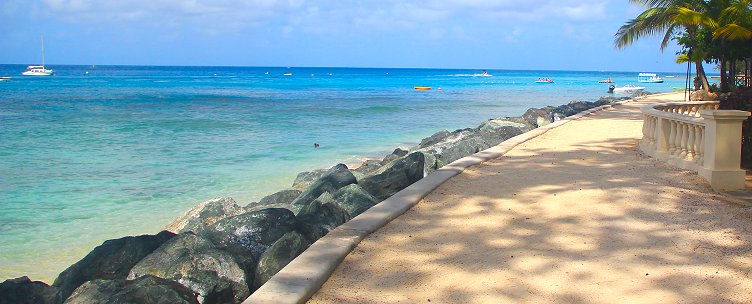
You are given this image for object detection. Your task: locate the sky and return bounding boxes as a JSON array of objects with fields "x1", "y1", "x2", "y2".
[{"x1": 1, "y1": 0, "x2": 692, "y2": 72}]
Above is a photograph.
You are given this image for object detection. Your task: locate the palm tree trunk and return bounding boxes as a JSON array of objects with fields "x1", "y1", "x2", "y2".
[{"x1": 695, "y1": 60, "x2": 711, "y2": 91}]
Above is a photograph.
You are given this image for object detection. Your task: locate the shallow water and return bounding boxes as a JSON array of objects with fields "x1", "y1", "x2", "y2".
[{"x1": 0, "y1": 65, "x2": 687, "y2": 281}]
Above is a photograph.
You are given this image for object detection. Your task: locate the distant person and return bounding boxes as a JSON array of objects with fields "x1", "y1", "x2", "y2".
[{"x1": 314, "y1": 143, "x2": 320, "y2": 148}]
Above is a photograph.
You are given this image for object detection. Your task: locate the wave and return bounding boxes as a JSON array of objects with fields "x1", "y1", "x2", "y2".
[{"x1": 444, "y1": 73, "x2": 494, "y2": 77}]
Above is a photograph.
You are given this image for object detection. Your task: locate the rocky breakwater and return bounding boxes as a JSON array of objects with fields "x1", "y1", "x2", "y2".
[{"x1": 0, "y1": 96, "x2": 628, "y2": 304}]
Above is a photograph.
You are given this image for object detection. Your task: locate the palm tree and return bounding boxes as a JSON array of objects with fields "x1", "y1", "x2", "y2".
[
  {"x1": 614, "y1": 0, "x2": 717, "y2": 91},
  {"x1": 713, "y1": 0, "x2": 752, "y2": 88}
]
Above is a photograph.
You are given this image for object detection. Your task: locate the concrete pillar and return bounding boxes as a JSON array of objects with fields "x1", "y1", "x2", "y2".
[{"x1": 698, "y1": 109, "x2": 751, "y2": 191}]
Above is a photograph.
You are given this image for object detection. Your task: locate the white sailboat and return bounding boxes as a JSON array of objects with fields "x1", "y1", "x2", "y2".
[{"x1": 22, "y1": 35, "x2": 53, "y2": 76}]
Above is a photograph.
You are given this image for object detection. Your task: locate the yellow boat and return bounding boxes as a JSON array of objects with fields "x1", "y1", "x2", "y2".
[{"x1": 414, "y1": 86, "x2": 432, "y2": 90}]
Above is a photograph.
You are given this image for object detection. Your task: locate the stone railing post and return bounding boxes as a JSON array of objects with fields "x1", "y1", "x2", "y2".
[
  {"x1": 698, "y1": 109, "x2": 751, "y2": 191},
  {"x1": 654, "y1": 117, "x2": 671, "y2": 159}
]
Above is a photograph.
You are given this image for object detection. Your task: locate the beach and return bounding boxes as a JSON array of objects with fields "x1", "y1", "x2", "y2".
[{"x1": 0, "y1": 65, "x2": 686, "y2": 282}]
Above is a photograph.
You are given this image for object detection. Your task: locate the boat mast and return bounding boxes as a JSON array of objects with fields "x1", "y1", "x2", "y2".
[{"x1": 41, "y1": 35, "x2": 45, "y2": 69}]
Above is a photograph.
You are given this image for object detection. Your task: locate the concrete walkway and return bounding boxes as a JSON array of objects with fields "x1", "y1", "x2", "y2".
[{"x1": 308, "y1": 93, "x2": 752, "y2": 304}]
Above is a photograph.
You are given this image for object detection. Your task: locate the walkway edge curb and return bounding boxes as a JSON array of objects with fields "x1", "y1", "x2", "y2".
[{"x1": 243, "y1": 99, "x2": 630, "y2": 304}]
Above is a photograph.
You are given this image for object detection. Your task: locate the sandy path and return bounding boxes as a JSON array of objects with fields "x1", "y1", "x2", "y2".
[{"x1": 308, "y1": 93, "x2": 752, "y2": 304}]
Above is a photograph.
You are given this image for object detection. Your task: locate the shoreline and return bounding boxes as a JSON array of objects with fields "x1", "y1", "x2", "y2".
[{"x1": 2, "y1": 91, "x2": 656, "y2": 304}]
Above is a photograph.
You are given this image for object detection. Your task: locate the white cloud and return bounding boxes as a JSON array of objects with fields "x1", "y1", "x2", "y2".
[{"x1": 35, "y1": 0, "x2": 612, "y2": 28}]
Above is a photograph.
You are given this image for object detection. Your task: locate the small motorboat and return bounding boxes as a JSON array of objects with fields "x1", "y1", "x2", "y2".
[
  {"x1": 0, "y1": 76, "x2": 11, "y2": 81},
  {"x1": 613, "y1": 84, "x2": 645, "y2": 94},
  {"x1": 479, "y1": 70, "x2": 492, "y2": 77},
  {"x1": 283, "y1": 73, "x2": 292, "y2": 76},
  {"x1": 535, "y1": 78, "x2": 554, "y2": 83},
  {"x1": 599, "y1": 77, "x2": 614, "y2": 83},
  {"x1": 414, "y1": 86, "x2": 432, "y2": 90}
]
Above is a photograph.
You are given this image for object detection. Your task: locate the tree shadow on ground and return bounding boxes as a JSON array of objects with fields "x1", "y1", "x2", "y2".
[{"x1": 306, "y1": 101, "x2": 752, "y2": 303}]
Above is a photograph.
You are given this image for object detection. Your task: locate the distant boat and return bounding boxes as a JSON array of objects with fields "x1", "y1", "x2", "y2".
[
  {"x1": 0, "y1": 76, "x2": 11, "y2": 81},
  {"x1": 479, "y1": 70, "x2": 492, "y2": 77},
  {"x1": 638, "y1": 73, "x2": 663, "y2": 83},
  {"x1": 22, "y1": 35, "x2": 53, "y2": 76},
  {"x1": 613, "y1": 84, "x2": 645, "y2": 93},
  {"x1": 414, "y1": 86, "x2": 432, "y2": 90},
  {"x1": 535, "y1": 78, "x2": 554, "y2": 83},
  {"x1": 599, "y1": 77, "x2": 614, "y2": 83},
  {"x1": 283, "y1": 73, "x2": 292, "y2": 76}
]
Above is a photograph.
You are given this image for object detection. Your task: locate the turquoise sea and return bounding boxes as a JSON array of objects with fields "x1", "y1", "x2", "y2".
[{"x1": 0, "y1": 65, "x2": 688, "y2": 282}]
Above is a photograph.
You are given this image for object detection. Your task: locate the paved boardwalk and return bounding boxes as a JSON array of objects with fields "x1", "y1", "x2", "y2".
[{"x1": 308, "y1": 93, "x2": 752, "y2": 304}]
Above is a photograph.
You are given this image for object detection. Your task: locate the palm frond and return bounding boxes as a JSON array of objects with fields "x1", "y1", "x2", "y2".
[{"x1": 714, "y1": 23, "x2": 752, "y2": 40}]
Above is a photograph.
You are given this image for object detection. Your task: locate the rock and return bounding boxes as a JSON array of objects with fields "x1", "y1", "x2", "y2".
[
  {"x1": 64, "y1": 276, "x2": 198, "y2": 304},
  {"x1": 164, "y1": 197, "x2": 244, "y2": 234},
  {"x1": 522, "y1": 108, "x2": 553, "y2": 128},
  {"x1": 291, "y1": 169, "x2": 327, "y2": 190},
  {"x1": 351, "y1": 159, "x2": 382, "y2": 176},
  {"x1": 691, "y1": 90, "x2": 719, "y2": 101},
  {"x1": 0, "y1": 276, "x2": 62, "y2": 304},
  {"x1": 476, "y1": 119, "x2": 528, "y2": 146},
  {"x1": 288, "y1": 164, "x2": 357, "y2": 214},
  {"x1": 380, "y1": 148, "x2": 409, "y2": 165},
  {"x1": 417, "y1": 129, "x2": 492, "y2": 165},
  {"x1": 127, "y1": 233, "x2": 249, "y2": 304},
  {"x1": 53, "y1": 231, "x2": 176, "y2": 301},
  {"x1": 245, "y1": 189, "x2": 301, "y2": 212},
  {"x1": 419, "y1": 130, "x2": 451, "y2": 148},
  {"x1": 297, "y1": 193, "x2": 350, "y2": 240},
  {"x1": 253, "y1": 232, "x2": 310, "y2": 290},
  {"x1": 200, "y1": 208, "x2": 301, "y2": 275},
  {"x1": 359, "y1": 152, "x2": 425, "y2": 201},
  {"x1": 332, "y1": 184, "x2": 380, "y2": 218},
  {"x1": 423, "y1": 131, "x2": 490, "y2": 165},
  {"x1": 415, "y1": 151, "x2": 444, "y2": 176}
]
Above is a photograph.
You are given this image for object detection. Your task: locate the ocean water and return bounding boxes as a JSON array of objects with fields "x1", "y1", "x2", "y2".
[{"x1": 0, "y1": 65, "x2": 687, "y2": 282}]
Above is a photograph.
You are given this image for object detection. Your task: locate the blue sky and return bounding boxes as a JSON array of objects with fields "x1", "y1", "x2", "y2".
[{"x1": 1, "y1": 0, "x2": 691, "y2": 72}]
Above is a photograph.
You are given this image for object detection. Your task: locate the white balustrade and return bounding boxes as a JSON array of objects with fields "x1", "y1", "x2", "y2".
[{"x1": 640, "y1": 101, "x2": 750, "y2": 191}]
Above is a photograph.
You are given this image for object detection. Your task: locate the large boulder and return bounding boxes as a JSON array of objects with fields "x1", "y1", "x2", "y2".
[
  {"x1": 418, "y1": 129, "x2": 491, "y2": 164},
  {"x1": 351, "y1": 159, "x2": 382, "y2": 176},
  {"x1": 419, "y1": 130, "x2": 452, "y2": 148},
  {"x1": 127, "y1": 233, "x2": 249, "y2": 304},
  {"x1": 199, "y1": 208, "x2": 301, "y2": 276},
  {"x1": 288, "y1": 164, "x2": 357, "y2": 214},
  {"x1": 691, "y1": 90, "x2": 719, "y2": 101},
  {"x1": 414, "y1": 151, "x2": 444, "y2": 176},
  {"x1": 53, "y1": 231, "x2": 176, "y2": 300},
  {"x1": 253, "y1": 232, "x2": 310, "y2": 290},
  {"x1": 359, "y1": 152, "x2": 425, "y2": 201},
  {"x1": 476, "y1": 119, "x2": 528, "y2": 146},
  {"x1": 291, "y1": 169, "x2": 327, "y2": 190},
  {"x1": 522, "y1": 107, "x2": 553, "y2": 128},
  {"x1": 164, "y1": 197, "x2": 244, "y2": 234},
  {"x1": 244, "y1": 189, "x2": 301, "y2": 212},
  {"x1": 380, "y1": 148, "x2": 409, "y2": 165},
  {"x1": 296, "y1": 193, "x2": 350, "y2": 241},
  {"x1": 64, "y1": 275, "x2": 198, "y2": 304},
  {"x1": 430, "y1": 133, "x2": 491, "y2": 164},
  {"x1": 0, "y1": 276, "x2": 62, "y2": 304},
  {"x1": 332, "y1": 184, "x2": 380, "y2": 218}
]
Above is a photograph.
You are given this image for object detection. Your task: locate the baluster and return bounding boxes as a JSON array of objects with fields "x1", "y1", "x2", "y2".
[
  {"x1": 650, "y1": 117, "x2": 657, "y2": 146},
  {"x1": 686, "y1": 123, "x2": 696, "y2": 161},
  {"x1": 668, "y1": 120, "x2": 677, "y2": 155},
  {"x1": 679, "y1": 122, "x2": 689, "y2": 158},
  {"x1": 674, "y1": 121, "x2": 684, "y2": 158},
  {"x1": 694, "y1": 125, "x2": 704, "y2": 165}
]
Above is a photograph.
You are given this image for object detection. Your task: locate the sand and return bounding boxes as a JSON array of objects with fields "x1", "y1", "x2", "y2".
[{"x1": 308, "y1": 93, "x2": 752, "y2": 303}]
